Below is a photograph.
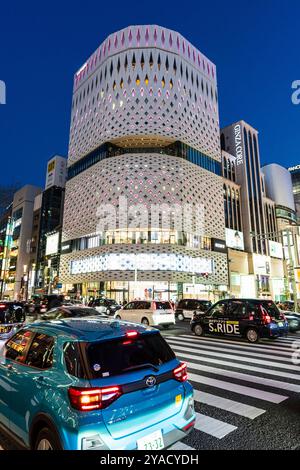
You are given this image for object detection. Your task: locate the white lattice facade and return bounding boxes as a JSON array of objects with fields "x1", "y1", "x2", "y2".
[
  {"x1": 61, "y1": 25, "x2": 228, "y2": 294},
  {"x1": 69, "y1": 25, "x2": 220, "y2": 164}
]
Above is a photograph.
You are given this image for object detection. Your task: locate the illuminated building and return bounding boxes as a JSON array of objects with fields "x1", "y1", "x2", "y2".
[
  {"x1": 2, "y1": 185, "x2": 42, "y2": 299},
  {"x1": 221, "y1": 123, "x2": 298, "y2": 301},
  {"x1": 34, "y1": 155, "x2": 67, "y2": 294},
  {"x1": 60, "y1": 25, "x2": 228, "y2": 302}
]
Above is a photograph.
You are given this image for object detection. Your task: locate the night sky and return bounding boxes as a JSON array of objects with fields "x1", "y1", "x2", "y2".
[{"x1": 0, "y1": 0, "x2": 299, "y2": 189}]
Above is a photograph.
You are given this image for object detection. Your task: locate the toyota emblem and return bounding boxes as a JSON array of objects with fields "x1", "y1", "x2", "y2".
[{"x1": 145, "y1": 376, "x2": 157, "y2": 387}]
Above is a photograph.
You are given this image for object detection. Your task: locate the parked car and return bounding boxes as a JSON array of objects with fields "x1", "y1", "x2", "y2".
[
  {"x1": 280, "y1": 310, "x2": 300, "y2": 332},
  {"x1": 66, "y1": 300, "x2": 85, "y2": 306},
  {"x1": 0, "y1": 318, "x2": 195, "y2": 450},
  {"x1": 88, "y1": 298, "x2": 122, "y2": 316},
  {"x1": 0, "y1": 302, "x2": 25, "y2": 341},
  {"x1": 175, "y1": 299, "x2": 212, "y2": 321},
  {"x1": 0, "y1": 301, "x2": 25, "y2": 323},
  {"x1": 191, "y1": 298, "x2": 289, "y2": 343},
  {"x1": 115, "y1": 300, "x2": 176, "y2": 329},
  {"x1": 24, "y1": 300, "x2": 37, "y2": 314},
  {"x1": 38, "y1": 306, "x2": 108, "y2": 321}
]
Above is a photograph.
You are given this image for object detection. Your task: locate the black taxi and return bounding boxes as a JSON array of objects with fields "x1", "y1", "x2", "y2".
[{"x1": 190, "y1": 299, "x2": 289, "y2": 343}]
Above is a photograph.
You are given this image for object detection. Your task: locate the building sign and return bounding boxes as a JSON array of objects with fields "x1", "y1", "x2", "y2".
[
  {"x1": 225, "y1": 228, "x2": 244, "y2": 251},
  {"x1": 48, "y1": 160, "x2": 55, "y2": 173},
  {"x1": 61, "y1": 241, "x2": 72, "y2": 254},
  {"x1": 234, "y1": 124, "x2": 244, "y2": 166},
  {"x1": 70, "y1": 253, "x2": 214, "y2": 276},
  {"x1": 252, "y1": 254, "x2": 271, "y2": 276},
  {"x1": 45, "y1": 156, "x2": 67, "y2": 190},
  {"x1": 269, "y1": 240, "x2": 283, "y2": 259},
  {"x1": 211, "y1": 238, "x2": 227, "y2": 253},
  {"x1": 45, "y1": 232, "x2": 60, "y2": 256}
]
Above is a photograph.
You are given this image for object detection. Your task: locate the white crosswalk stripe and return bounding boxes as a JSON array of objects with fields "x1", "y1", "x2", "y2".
[
  {"x1": 167, "y1": 342, "x2": 300, "y2": 371},
  {"x1": 193, "y1": 389, "x2": 265, "y2": 419},
  {"x1": 164, "y1": 332, "x2": 300, "y2": 446},
  {"x1": 188, "y1": 372, "x2": 287, "y2": 403},
  {"x1": 194, "y1": 412, "x2": 237, "y2": 438},
  {"x1": 177, "y1": 334, "x2": 295, "y2": 354},
  {"x1": 169, "y1": 442, "x2": 195, "y2": 450},
  {"x1": 167, "y1": 348, "x2": 300, "y2": 381},
  {"x1": 181, "y1": 360, "x2": 300, "y2": 393},
  {"x1": 168, "y1": 338, "x2": 294, "y2": 364}
]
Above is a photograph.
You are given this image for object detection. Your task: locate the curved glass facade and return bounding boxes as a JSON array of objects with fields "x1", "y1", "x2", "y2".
[{"x1": 67, "y1": 140, "x2": 221, "y2": 180}]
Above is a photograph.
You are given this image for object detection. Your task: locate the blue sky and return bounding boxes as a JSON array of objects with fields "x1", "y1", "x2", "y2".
[{"x1": 0, "y1": 0, "x2": 299, "y2": 188}]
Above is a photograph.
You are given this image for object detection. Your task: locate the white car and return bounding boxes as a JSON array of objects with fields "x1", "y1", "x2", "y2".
[{"x1": 114, "y1": 300, "x2": 175, "y2": 329}]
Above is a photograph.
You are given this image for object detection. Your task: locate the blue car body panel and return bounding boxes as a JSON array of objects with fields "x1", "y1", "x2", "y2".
[{"x1": 0, "y1": 319, "x2": 195, "y2": 450}]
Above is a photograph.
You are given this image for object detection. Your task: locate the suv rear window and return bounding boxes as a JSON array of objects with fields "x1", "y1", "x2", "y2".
[
  {"x1": 153, "y1": 302, "x2": 172, "y2": 310},
  {"x1": 85, "y1": 333, "x2": 175, "y2": 378}
]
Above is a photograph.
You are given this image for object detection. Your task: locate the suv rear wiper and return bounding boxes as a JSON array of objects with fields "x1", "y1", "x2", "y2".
[{"x1": 124, "y1": 363, "x2": 159, "y2": 372}]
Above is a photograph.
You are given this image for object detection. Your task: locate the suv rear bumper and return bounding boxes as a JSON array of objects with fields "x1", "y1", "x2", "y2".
[{"x1": 61, "y1": 388, "x2": 194, "y2": 450}]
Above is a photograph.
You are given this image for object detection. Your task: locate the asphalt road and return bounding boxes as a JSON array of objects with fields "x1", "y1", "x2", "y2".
[
  {"x1": 1, "y1": 321, "x2": 300, "y2": 450},
  {"x1": 165, "y1": 324, "x2": 300, "y2": 450}
]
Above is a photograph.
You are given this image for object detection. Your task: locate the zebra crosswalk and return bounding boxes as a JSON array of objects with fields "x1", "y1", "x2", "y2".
[{"x1": 168, "y1": 332, "x2": 300, "y2": 450}]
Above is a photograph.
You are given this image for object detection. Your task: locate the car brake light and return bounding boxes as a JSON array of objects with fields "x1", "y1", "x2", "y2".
[
  {"x1": 260, "y1": 306, "x2": 271, "y2": 324},
  {"x1": 0, "y1": 304, "x2": 6, "y2": 309},
  {"x1": 126, "y1": 330, "x2": 138, "y2": 338},
  {"x1": 262, "y1": 313, "x2": 271, "y2": 324},
  {"x1": 68, "y1": 386, "x2": 121, "y2": 411},
  {"x1": 173, "y1": 362, "x2": 188, "y2": 382}
]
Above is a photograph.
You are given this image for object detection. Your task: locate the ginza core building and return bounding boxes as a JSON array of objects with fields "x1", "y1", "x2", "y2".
[{"x1": 60, "y1": 25, "x2": 228, "y2": 302}]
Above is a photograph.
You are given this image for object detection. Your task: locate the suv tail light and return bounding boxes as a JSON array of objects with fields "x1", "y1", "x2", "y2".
[
  {"x1": 173, "y1": 362, "x2": 188, "y2": 382},
  {"x1": 0, "y1": 304, "x2": 6, "y2": 309},
  {"x1": 68, "y1": 386, "x2": 122, "y2": 411}
]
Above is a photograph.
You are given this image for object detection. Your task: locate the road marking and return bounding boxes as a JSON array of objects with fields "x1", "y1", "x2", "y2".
[
  {"x1": 194, "y1": 412, "x2": 237, "y2": 439},
  {"x1": 188, "y1": 372, "x2": 288, "y2": 403},
  {"x1": 167, "y1": 342, "x2": 300, "y2": 372},
  {"x1": 168, "y1": 338, "x2": 293, "y2": 363},
  {"x1": 169, "y1": 442, "x2": 195, "y2": 450},
  {"x1": 168, "y1": 349, "x2": 300, "y2": 381},
  {"x1": 176, "y1": 335, "x2": 294, "y2": 355},
  {"x1": 193, "y1": 389, "x2": 265, "y2": 419},
  {"x1": 182, "y1": 360, "x2": 300, "y2": 393}
]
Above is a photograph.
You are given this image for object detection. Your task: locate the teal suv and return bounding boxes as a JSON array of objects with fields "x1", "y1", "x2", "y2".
[{"x1": 0, "y1": 318, "x2": 195, "y2": 450}]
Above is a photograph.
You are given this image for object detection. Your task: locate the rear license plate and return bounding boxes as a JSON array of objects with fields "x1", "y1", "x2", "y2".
[
  {"x1": 278, "y1": 322, "x2": 284, "y2": 327},
  {"x1": 137, "y1": 430, "x2": 164, "y2": 450}
]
